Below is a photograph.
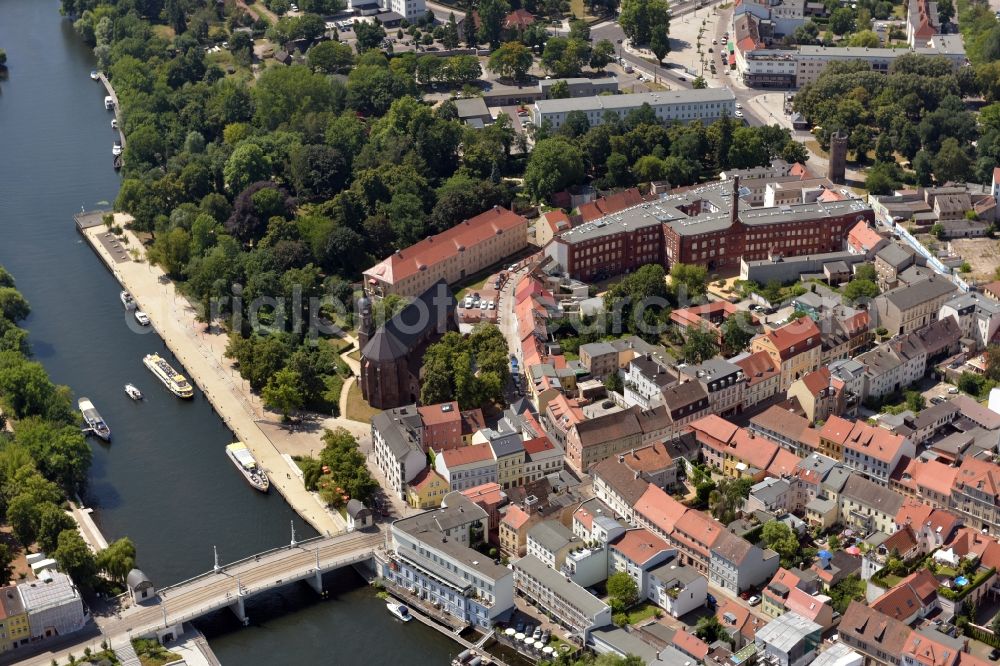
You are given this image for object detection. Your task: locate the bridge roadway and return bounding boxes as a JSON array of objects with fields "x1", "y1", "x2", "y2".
[{"x1": 100, "y1": 529, "x2": 384, "y2": 639}]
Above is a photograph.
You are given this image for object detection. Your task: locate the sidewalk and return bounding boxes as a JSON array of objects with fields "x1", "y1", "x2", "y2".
[{"x1": 82, "y1": 217, "x2": 346, "y2": 536}]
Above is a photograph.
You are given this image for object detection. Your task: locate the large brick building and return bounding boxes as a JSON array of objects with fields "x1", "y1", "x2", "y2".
[{"x1": 544, "y1": 180, "x2": 874, "y2": 280}]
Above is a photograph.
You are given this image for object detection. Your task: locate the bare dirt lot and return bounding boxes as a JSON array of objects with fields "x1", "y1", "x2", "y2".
[{"x1": 948, "y1": 238, "x2": 1000, "y2": 283}]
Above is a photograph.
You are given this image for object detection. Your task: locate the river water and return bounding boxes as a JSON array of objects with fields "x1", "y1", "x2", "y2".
[{"x1": 0, "y1": 2, "x2": 454, "y2": 662}]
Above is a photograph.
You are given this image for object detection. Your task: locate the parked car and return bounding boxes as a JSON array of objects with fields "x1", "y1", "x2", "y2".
[
  {"x1": 707, "y1": 593, "x2": 717, "y2": 607},
  {"x1": 949, "y1": 387, "x2": 960, "y2": 394},
  {"x1": 533, "y1": 628, "x2": 542, "y2": 641},
  {"x1": 516, "y1": 622, "x2": 525, "y2": 633},
  {"x1": 748, "y1": 595, "x2": 761, "y2": 606},
  {"x1": 488, "y1": 301, "x2": 496, "y2": 310},
  {"x1": 480, "y1": 300, "x2": 488, "y2": 310}
]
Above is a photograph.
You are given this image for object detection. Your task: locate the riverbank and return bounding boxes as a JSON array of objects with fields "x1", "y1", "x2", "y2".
[{"x1": 76, "y1": 211, "x2": 348, "y2": 536}]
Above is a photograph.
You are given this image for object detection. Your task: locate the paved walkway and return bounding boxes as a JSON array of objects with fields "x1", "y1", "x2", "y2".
[{"x1": 81, "y1": 217, "x2": 345, "y2": 536}]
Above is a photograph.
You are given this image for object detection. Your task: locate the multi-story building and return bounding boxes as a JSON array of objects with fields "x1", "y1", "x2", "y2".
[
  {"x1": 499, "y1": 505, "x2": 534, "y2": 559},
  {"x1": 873, "y1": 275, "x2": 959, "y2": 337},
  {"x1": 375, "y1": 0, "x2": 427, "y2": 21},
  {"x1": 754, "y1": 611, "x2": 823, "y2": 666},
  {"x1": 565, "y1": 409, "x2": 643, "y2": 477},
  {"x1": 417, "y1": 402, "x2": 480, "y2": 452},
  {"x1": 749, "y1": 405, "x2": 818, "y2": 456},
  {"x1": 734, "y1": 350, "x2": 781, "y2": 408},
  {"x1": 434, "y1": 444, "x2": 498, "y2": 492},
  {"x1": 578, "y1": 341, "x2": 619, "y2": 379},
  {"x1": 475, "y1": 428, "x2": 524, "y2": 490},
  {"x1": 950, "y1": 457, "x2": 1000, "y2": 535},
  {"x1": 939, "y1": 292, "x2": 1000, "y2": 351},
  {"x1": 382, "y1": 493, "x2": 513, "y2": 629},
  {"x1": 363, "y1": 206, "x2": 527, "y2": 298},
  {"x1": 794, "y1": 41, "x2": 966, "y2": 88},
  {"x1": 522, "y1": 436, "x2": 564, "y2": 483},
  {"x1": 0, "y1": 585, "x2": 28, "y2": 652},
  {"x1": 372, "y1": 407, "x2": 428, "y2": 501},
  {"x1": 821, "y1": 417, "x2": 913, "y2": 484},
  {"x1": 786, "y1": 367, "x2": 840, "y2": 423},
  {"x1": 532, "y1": 89, "x2": 736, "y2": 130},
  {"x1": 709, "y1": 529, "x2": 780, "y2": 595},
  {"x1": 678, "y1": 358, "x2": 746, "y2": 417},
  {"x1": 839, "y1": 601, "x2": 912, "y2": 666},
  {"x1": 513, "y1": 555, "x2": 612, "y2": 641},
  {"x1": 609, "y1": 529, "x2": 675, "y2": 598},
  {"x1": 622, "y1": 355, "x2": 677, "y2": 410},
  {"x1": 751, "y1": 318, "x2": 822, "y2": 392},
  {"x1": 526, "y1": 520, "x2": 581, "y2": 570},
  {"x1": 648, "y1": 558, "x2": 708, "y2": 618},
  {"x1": 545, "y1": 181, "x2": 875, "y2": 280},
  {"x1": 591, "y1": 455, "x2": 652, "y2": 525},
  {"x1": 18, "y1": 572, "x2": 87, "y2": 641},
  {"x1": 839, "y1": 474, "x2": 905, "y2": 534},
  {"x1": 406, "y1": 467, "x2": 448, "y2": 510},
  {"x1": 856, "y1": 334, "x2": 927, "y2": 399}
]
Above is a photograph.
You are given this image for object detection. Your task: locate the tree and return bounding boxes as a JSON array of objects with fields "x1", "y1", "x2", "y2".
[
  {"x1": 828, "y1": 575, "x2": 866, "y2": 613},
  {"x1": 0, "y1": 288, "x2": 30, "y2": 322},
  {"x1": 846, "y1": 30, "x2": 881, "y2": 48},
  {"x1": 708, "y1": 477, "x2": 753, "y2": 524},
  {"x1": 670, "y1": 263, "x2": 708, "y2": 303},
  {"x1": 721, "y1": 312, "x2": 755, "y2": 356},
  {"x1": 843, "y1": 278, "x2": 879, "y2": 301},
  {"x1": 934, "y1": 137, "x2": 972, "y2": 183},
  {"x1": 523, "y1": 137, "x2": 585, "y2": 200},
  {"x1": 607, "y1": 571, "x2": 639, "y2": 608},
  {"x1": 619, "y1": 0, "x2": 670, "y2": 46},
  {"x1": 762, "y1": 520, "x2": 801, "y2": 568},
  {"x1": 355, "y1": 20, "x2": 387, "y2": 52},
  {"x1": 604, "y1": 264, "x2": 670, "y2": 338},
  {"x1": 477, "y1": 0, "x2": 511, "y2": 49},
  {"x1": 938, "y1": 0, "x2": 954, "y2": 24},
  {"x1": 650, "y1": 28, "x2": 670, "y2": 64},
  {"x1": 0, "y1": 544, "x2": 12, "y2": 582},
  {"x1": 695, "y1": 615, "x2": 724, "y2": 643},
  {"x1": 308, "y1": 40, "x2": 354, "y2": 73},
  {"x1": 681, "y1": 325, "x2": 719, "y2": 363},
  {"x1": 549, "y1": 79, "x2": 570, "y2": 99},
  {"x1": 290, "y1": 144, "x2": 347, "y2": 201},
  {"x1": 541, "y1": 37, "x2": 591, "y2": 77},
  {"x1": 36, "y1": 502, "x2": 76, "y2": 553},
  {"x1": 96, "y1": 537, "x2": 136, "y2": 584},
  {"x1": 692, "y1": 76, "x2": 707, "y2": 89},
  {"x1": 443, "y1": 13, "x2": 460, "y2": 49},
  {"x1": 590, "y1": 39, "x2": 615, "y2": 71},
  {"x1": 864, "y1": 162, "x2": 902, "y2": 195},
  {"x1": 14, "y1": 418, "x2": 93, "y2": 494},
  {"x1": 53, "y1": 529, "x2": 98, "y2": 590},
  {"x1": 905, "y1": 390, "x2": 925, "y2": 412},
  {"x1": 263, "y1": 367, "x2": 305, "y2": 420},
  {"x1": 224, "y1": 143, "x2": 272, "y2": 194},
  {"x1": 829, "y1": 8, "x2": 855, "y2": 35},
  {"x1": 487, "y1": 42, "x2": 533, "y2": 81}
]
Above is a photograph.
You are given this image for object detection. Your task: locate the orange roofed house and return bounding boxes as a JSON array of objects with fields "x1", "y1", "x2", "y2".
[
  {"x1": 750, "y1": 318, "x2": 822, "y2": 392},
  {"x1": 363, "y1": 206, "x2": 528, "y2": 298}
]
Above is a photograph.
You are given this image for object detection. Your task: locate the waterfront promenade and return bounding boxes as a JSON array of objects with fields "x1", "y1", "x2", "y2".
[{"x1": 77, "y1": 212, "x2": 353, "y2": 536}]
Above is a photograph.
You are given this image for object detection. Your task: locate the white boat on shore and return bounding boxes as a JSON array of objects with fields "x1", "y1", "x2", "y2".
[
  {"x1": 78, "y1": 397, "x2": 111, "y2": 442},
  {"x1": 225, "y1": 442, "x2": 269, "y2": 492},
  {"x1": 120, "y1": 290, "x2": 135, "y2": 310},
  {"x1": 143, "y1": 353, "x2": 194, "y2": 399},
  {"x1": 386, "y1": 602, "x2": 412, "y2": 622}
]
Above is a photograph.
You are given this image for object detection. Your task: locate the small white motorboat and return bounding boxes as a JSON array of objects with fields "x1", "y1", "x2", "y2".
[
  {"x1": 134, "y1": 310, "x2": 150, "y2": 326},
  {"x1": 111, "y1": 118, "x2": 118, "y2": 129},
  {"x1": 125, "y1": 384, "x2": 143, "y2": 401},
  {"x1": 113, "y1": 141, "x2": 123, "y2": 157},
  {"x1": 386, "y1": 601, "x2": 412, "y2": 622},
  {"x1": 121, "y1": 290, "x2": 136, "y2": 310},
  {"x1": 90, "y1": 70, "x2": 100, "y2": 80}
]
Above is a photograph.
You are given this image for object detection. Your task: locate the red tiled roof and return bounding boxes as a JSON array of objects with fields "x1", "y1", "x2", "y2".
[
  {"x1": 440, "y1": 444, "x2": 495, "y2": 468},
  {"x1": 689, "y1": 415, "x2": 740, "y2": 449},
  {"x1": 461, "y1": 482, "x2": 506, "y2": 507},
  {"x1": 767, "y1": 448, "x2": 802, "y2": 478},
  {"x1": 409, "y1": 466, "x2": 442, "y2": 491},
  {"x1": 734, "y1": 350, "x2": 779, "y2": 386},
  {"x1": 418, "y1": 401, "x2": 461, "y2": 426},
  {"x1": 502, "y1": 505, "x2": 531, "y2": 530},
  {"x1": 784, "y1": 586, "x2": 830, "y2": 623},
  {"x1": 729, "y1": 429, "x2": 779, "y2": 471},
  {"x1": 902, "y1": 627, "x2": 962, "y2": 666},
  {"x1": 504, "y1": 8, "x2": 535, "y2": 29},
  {"x1": 842, "y1": 421, "x2": 908, "y2": 464},
  {"x1": 954, "y1": 457, "x2": 1000, "y2": 497},
  {"x1": 673, "y1": 629, "x2": 710, "y2": 660},
  {"x1": 799, "y1": 367, "x2": 831, "y2": 397},
  {"x1": 523, "y1": 436, "x2": 556, "y2": 456},
  {"x1": 577, "y1": 188, "x2": 651, "y2": 223},
  {"x1": 635, "y1": 485, "x2": 688, "y2": 535},
  {"x1": 612, "y1": 528, "x2": 670, "y2": 566},
  {"x1": 761, "y1": 318, "x2": 821, "y2": 360},
  {"x1": 364, "y1": 207, "x2": 526, "y2": 285},
  {"x1": 819, "y1": 416, "x2": 855, "y2": 446}
]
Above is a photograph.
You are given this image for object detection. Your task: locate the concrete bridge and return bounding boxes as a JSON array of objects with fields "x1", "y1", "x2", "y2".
[{"x1": 98, "y1": 528, "x2": 384, "y2": 639}]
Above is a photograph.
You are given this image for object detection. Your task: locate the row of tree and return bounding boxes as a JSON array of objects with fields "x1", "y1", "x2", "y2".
[
  {"x1": 420, "y1": 326, "x2": 511, "y2": 410},
  {"x1": 0, "y1": 265, "x2": 137, "y2": 592}
]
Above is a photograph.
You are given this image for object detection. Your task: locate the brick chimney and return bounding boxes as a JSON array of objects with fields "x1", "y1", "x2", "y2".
[{"x1": 731, "y1": 175, "x2": 740, "y2": 226}]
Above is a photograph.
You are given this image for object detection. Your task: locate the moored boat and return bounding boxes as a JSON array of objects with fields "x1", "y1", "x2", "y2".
[
  {"x1": 78, "y1": 397, "x2": 111, "y2": 442},
  {"x1": 90, "y1": 70, "x2": 100, "y2": 80},
  {"x1": 386, "y1": 601, "x2": 412, "y2": 622},
  {"x1": 142, "y1": 353, "x2": 194, "y2": 399},
  {"x1": 225, "y1": 442, "x2": 269, "y2": 492},
  {"x1": 124, "y1": 384, "x2": 143, "y2": 401},
  {"x1": 120, "y1": 290, "x2": 135, "y2": 310}
]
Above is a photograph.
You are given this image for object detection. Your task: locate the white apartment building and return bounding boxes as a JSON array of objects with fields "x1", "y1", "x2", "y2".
[
  {"x1": 19, "y1": 572, "x2": 88, "y2": 640},
  {"x1": 372, "y1": 408, "x2": 427, "y2": 501},
  {"x1": 514, "y1": 555, "x2": 612, "y2": 641},
  {"x1": 532, "y1": 89, "x2": 737, "y2": 130}
]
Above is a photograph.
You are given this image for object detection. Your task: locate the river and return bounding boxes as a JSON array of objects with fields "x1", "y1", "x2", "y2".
[{"x1": 0, "y1": 2, "x2": 454, "y2": 663}]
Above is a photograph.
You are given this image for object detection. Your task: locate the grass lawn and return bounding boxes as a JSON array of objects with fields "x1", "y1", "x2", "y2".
[
  {"x1": 348, "y1": 350, "x2": 361, "y2": 363},
  {"x1": 152, "y1": 25, "x2": 176, "y2": 40},
  {"x1": 624, "y1": 601, "x2": 661, "y2": 624},
  {"x1": 133, "y1": 639, "x2": 182, "y2": 666},
  {"x1": 346, "y1": 380, "x2": 381, "y2": 423},
  {"x1": 804, "y1": 139, "x2": 829, "y2": 159},
  {"x1": 937, "y1": 565, "x2": 959, "y2": 578},
  {"x1": 881, "y1": 574, "x2": 904, "y2": 588},
  {"x1": 455, "y1": 274, "x2": 492, "y2": 302}
]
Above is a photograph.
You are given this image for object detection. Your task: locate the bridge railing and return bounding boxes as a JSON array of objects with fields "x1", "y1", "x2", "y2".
[{"x1": 158, "y1": 534, "x2": 336, "y2": 593}]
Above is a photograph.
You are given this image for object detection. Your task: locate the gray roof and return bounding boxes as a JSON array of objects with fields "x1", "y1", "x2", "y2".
[
  {"x1": 875, "y1": 243, "x2": 914, "y2": 269},
  {"x1": 127, "y1": 568, "x2": 152, "y2": 590},
  {"x1": 372, "y1": 407, "x2": 423, "y2": 460},
  {"x1": 797, "y1": 43, "x2": 965, "y2": 57},
  {"x1": 944, "y1": 291, "x2": 1000, "y2": 318},
  {"x1": 755, "y1": 611, "x2": 822, "y2": 652},
  {"x1": 17, "y1": 572, "x2": 80, "y2": 612},
  {"x1": 481, "y1": 428, "x2": 525, "y2": 459},
  {"x1": 841, "y1": 474, "x2": 905, "y2": 515},
  {"x1": 808, "y1": 640, "x2": 859, "y2": 666},
  {"x1": 346, "y1": 498, "x2": 368, "y2": 518},
  {"x1": 535, "y1": 88, "x2": 735, "y2": 114},
  {"x1": 514, "y1": 554, "x2": 610, "y2": 617},
  {"x1": 806, "y1": 496, "x2": 837, "y2": 514},
  {"x1": 797, "y1": 453, "x2": 838, "y2": 480},
  {"x1": 880, "y1": 275, "x2": 957, "y2": 311},
  {"x1": 453, "y1": 97, "x2": 490, "y2": 119},
  {"x1": 362, "y1": 281, "x2": 455, "y2": 362},
  {"x1": 528, "y1": 519, "x2": 578, "y2": 553},
  {"x1": 590, "y1": 626, "x2": 689, "y2": 664},
  {"x1": 579, "y1": 341, "x2": 617, "y2": 357},
  {"x1": 749, "y1": 477, "x2": 791, "y2": 505},
  {"x1": 822, "y1": 466, "x2": 852, "y2": 494},
  {"x1": 396, "y1": 491, "x2": 486, "y2": 534},
  {"x1": 649, "y1": 558, "x2": 703, "y2": 587}
]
